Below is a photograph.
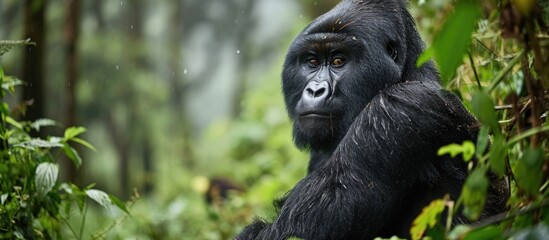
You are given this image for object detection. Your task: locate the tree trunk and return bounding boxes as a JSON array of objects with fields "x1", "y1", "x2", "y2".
[
  {"x1": 142, "y1": 137, "x2": 153, "y2": 195},
  {"x1": 106, "y1": 111, "x2": 130, "y2": 198},
  {"x1": 63, "y1": 0, "x2": 81, "y2": 183},
  {"x1": 22, "y1": 0, "x2": 47, "y2": 126}
]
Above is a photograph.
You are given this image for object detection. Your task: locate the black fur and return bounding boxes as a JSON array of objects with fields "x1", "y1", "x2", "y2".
[{"x1": 236, "y1": 1, "x2": 508, "y2": 239}]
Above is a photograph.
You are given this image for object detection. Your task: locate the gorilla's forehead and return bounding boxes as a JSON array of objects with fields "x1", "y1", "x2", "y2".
[{"x1": 303, "y1": 0, "x2": 404, "y2": 37}]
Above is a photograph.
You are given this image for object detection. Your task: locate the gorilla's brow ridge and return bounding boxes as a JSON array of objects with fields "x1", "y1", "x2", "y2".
[{"x1": 295, "y1": 33, "x2": 361, "y2": 53}]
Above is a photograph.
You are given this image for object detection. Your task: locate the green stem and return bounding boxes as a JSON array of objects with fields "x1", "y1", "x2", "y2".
[
  {"x1": 78, "y1": 200, "x2": 88, "y2": 239},
  {"x1": 61, "y1": 215, "x2": 80, "y2": 239},
  {"x1": 488, "y1": 51, "x2": 524, "y2": 93},
  {"x1": 468, "y1": 51, "x2": 482, "y2": 90},
  {"x1": 506, "y1": 125, "x2": 549, "y2": 147}
]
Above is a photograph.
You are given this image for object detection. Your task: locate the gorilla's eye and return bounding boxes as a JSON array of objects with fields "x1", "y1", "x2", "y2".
[
  {"x1": 387, "y1": 42, "x2": 398, "y2": 61},
  {"x1": 332, "y1": 58, "x2": 345, "y2": 67},
  {"x1": 308, "y1": 58, "x2": 320, "y2": 67}
]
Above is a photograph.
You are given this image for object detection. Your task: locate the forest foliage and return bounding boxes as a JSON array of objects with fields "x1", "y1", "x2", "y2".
[{"x1": 0, "y1": 0, "x2": 548, "y2": 239}]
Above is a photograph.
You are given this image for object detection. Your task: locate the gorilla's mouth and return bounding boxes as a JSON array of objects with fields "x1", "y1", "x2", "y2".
[{"x1": 298, "y1": 112, "x2": 331, "y2": 119}]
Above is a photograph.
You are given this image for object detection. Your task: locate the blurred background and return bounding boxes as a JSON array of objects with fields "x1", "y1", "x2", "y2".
[{"x1": 0, "y1": 0, "x2": 447, "y2": 239}]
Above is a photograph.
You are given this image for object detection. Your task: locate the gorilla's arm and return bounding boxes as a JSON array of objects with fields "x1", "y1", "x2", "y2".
[{"x1": 237, "y1": 81, "x2": 478, "y2": 240}]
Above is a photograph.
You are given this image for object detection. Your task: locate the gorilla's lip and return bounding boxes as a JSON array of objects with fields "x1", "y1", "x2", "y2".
[{"x1": 298, "y1": 111, "x2": 331, "y2": 119}]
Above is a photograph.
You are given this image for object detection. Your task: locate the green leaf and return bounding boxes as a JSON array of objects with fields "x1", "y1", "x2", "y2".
[
  {"x1": 0, "y1": 69, "x2": 23, "y2": 93},
  {"x1": 461, "y1": 168, "x2": 488, "y2": 220},
  {"x1": 14, "y1": 231, "x2": 24, "y2": 239},
  {"x1": 30, "y1": 118, "x2": 57, "y2": 131},
  {"x1": 410, "y1": 197, "x2": 447, "y2": 240},
  {"x1": 464, "y1": 226, "x2": 503, "y2": 240},
  {"x1": 35, "y1": 162, "x2": 59, "y2": 197},
  {"x1": 437, "y1": 141, "x2": 475, "y2": 161},
  {"x1": 421, "y1": 0, "x2": 481, "y2": 85},
  {"x1": 64, "y1": 126, "x2": 87, "y2": 140},
  {"x1": 109, "y1": 194, "x2": 129, "y2": 214},
  {"x1": 416, "y1": 47, "x2": 434, "y2": 68},
  {"x1": 461, "y1": 141, "x2": 475, "y2": 161},
  {"x1": 1, "y1": 193, "x2": 8, "y2": 205},
  {"x1": 5, "y1": 116, "x2": 23, "y2": 129},
  {"x1": 447, "y1": 225, "x2": 472, "y2": 239},
  {"x1": 63, "y1": 144, "x2": 82, "y2": 168},
  {"x1": 60, "y1": 183, "x2": 86, "y2": 211},
  {"x1": 475, "y1": 126, "x2": 490, "y2": 158},
  {"x1": 512, "y1": 224, "x2": 549, "y2": 240},
  {"x1": 86, "y1": 189, "x2": 112, "y2": 210},
  {"x1": 515, "y1": 147, "x2": 543, "y2": 196},
  {"x1": 438, "y1": 143, "x2": 462, "y2": 158},
  {"x1": 471, "y1": 91, "x2": 499, "y2": 133},
  {"x1": 488, "y1": 135, "x2": 506, "y2": 176},
  {"x1": 0, "y1": 102, "x2": 9, "y2": 115},
  {"x1": 16, "y1": 138, "x2": 63, "y2": 150},
  {"x1": 70, "y1": 137, "x2": 97, "y2": 151}
]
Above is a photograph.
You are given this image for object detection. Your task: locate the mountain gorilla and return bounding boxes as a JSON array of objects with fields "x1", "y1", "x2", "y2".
[{"x1": 236, "y1": 0, "x2": 508, "y2": 239}]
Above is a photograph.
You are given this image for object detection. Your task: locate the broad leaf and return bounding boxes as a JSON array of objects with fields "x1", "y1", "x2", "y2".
[
  {"x1": 86, "y1": 189, "x2": 112, "y2": 210},
  {"x1": 488, "y1": 135, "x2": 506, "y2": 176},
  {"x1": 417, "y1": 0, "x2": 481, "y2": 85},
  {"x1": 410, "y1": 197, "x2": 447, "y2": 240},
  {"x1": 437, "y1": 141, "x2": 475, "y2": 161},
  {"x1": 31, "y1": 119, "x2": 57, "y2": 131},
  {"x1": 461, "y1": 168, "x2": 488, "y2": 220},
  {"x1": 515, "y1": 147, "x2": 543, "y2": 196},
  {"x1": 512, "y1": 224, "x2": 549, "y2": 240},
  {"x1": 63, "y1": 144, "x2": 82, "y2": 168},
  {"x1": 475, "y1": 126, "x2": 490, "y2": 158},
  {"x1": 471, "y1": 91, "x2": 499, "y2": 133},
  {"x1": 64, "y1": 126, "x2": 87, "y2": 140},
  {"x1": 16, "y1": 139, "x2": 63, "y2": 150},
  {"x1": 35, "y1": 163, "x2": 59, "y2": 197},
  {"x1": 464, "y1": 226, "x2": 503, "y2": 240}
]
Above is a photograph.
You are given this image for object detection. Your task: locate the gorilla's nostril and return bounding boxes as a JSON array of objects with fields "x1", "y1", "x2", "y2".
[
  {"x1": 306, "y1": 88, "x2": 315, "y2": 97},
  {"x1": 314, "y1": 88, "x2": 326, "y2": 98}
]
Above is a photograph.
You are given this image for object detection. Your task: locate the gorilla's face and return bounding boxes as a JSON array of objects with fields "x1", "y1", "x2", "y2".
[{"x1": 282, "y1": 1, "x2": 408, "y2": 150}]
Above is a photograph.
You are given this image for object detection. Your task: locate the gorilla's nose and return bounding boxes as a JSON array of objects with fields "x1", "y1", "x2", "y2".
[{"x1": 303, "y1": 81, "x2": 331, "y2": 107}]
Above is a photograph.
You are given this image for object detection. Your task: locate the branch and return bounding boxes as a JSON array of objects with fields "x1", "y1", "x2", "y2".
[
  {"x1": 469, "y1": 199, "x2": 549, "y2": 230},
  {"x1": 0, "y1": 39, "x2": 36, "y2": 56}
]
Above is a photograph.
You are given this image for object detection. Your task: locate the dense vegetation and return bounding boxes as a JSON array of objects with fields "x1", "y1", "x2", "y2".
[{"x1": 0, "y1": 0, "x2": 548, "y2": 239}]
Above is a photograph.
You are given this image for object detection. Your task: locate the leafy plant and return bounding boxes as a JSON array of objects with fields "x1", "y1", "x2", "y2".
[
  {"x1": 0, "y1": 49, "x2": 127, "y2": 239},
  {"x1": 411, "y1": 0, "x2": 549, "y2": 239}
]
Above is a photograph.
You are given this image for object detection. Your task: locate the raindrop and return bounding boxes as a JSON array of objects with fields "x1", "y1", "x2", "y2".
[
  {"x1": 130, "y1": 25, "x2": 134, "y2": 29},
  {"x1": 236, "y1": 50, "x2": 241, "y2": 54},
  {"x1": 120, "y1": 1, "x2": 123, "y2": 6},
  {"x1": 116, "y1": 65, "x2": 120, "y2": 70},
  {"x1": 183, "y1": 69, "x2": 188, "y2": 75}
]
